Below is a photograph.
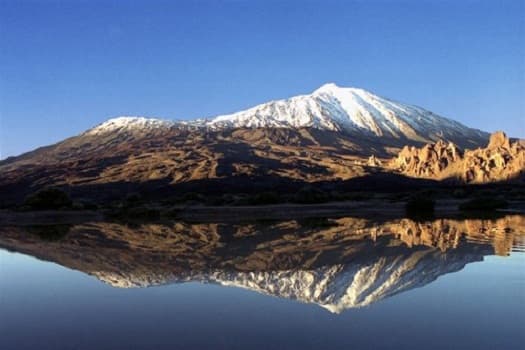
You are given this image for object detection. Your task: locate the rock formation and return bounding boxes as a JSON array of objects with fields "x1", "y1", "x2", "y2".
[
  {"x1": 392, "y1": 140, "x2": 463, "y2": 178},
  {"x1": 390, "y1": 131, "x2": 525, "y2": 183},
  {"x1": 366, "y1": 155, "x2": 383, "y2": 167}
]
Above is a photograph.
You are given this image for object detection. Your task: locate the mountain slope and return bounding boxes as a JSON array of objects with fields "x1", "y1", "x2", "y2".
[
  {"x1": 0, "y1": 84, "x2": 493, "y2": 203},
  {"x1": 81, "y1": 83, "x2": 487, "y2": 148},
  {"x1": 205, "y1": 83, "x2": 487, "y2": 147}
]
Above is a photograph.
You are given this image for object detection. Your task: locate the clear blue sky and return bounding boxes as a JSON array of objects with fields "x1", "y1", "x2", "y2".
[{"x1": 1, "y1": 0, "x2": 524, "y2": 158}]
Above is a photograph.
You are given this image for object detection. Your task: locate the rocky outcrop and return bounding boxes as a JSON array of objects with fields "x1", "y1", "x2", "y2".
[
  {"x1": 392, "y1": 140, "x2": 463, "y2": 178},
  {"x1": 390, "y1": 131, "x2": 525, "y2": 183},
  {"x1": 462, "y1": 131, "x2": 525, "y2": 183},
  {"x1": 366, "y1": 155, "x2": 383, "y2": 167}
]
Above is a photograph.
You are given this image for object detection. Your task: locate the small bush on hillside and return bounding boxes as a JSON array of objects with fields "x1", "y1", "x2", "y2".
[
  {"x1": 162, "y1": 207, "x2": 181, "y2": 218},
  {"x1": 452, "y1": 188, "x2": 468, "y2": 199},
  {"x1": 342, "y1": 192, "x2": 375, "y2": 201},
  {"x1": 125, "y1": 193, "x2": 142, "y2": 205},
  {"x1": 405, "y1": 197, "x2": 435, "y2": 216},
  {"x1": 181, "y1": 192, "x2": 204, "y2": 203},
  {"x1": 26, "y1": 225, "x2": 71, "y2": 241},
  {"x1": 80, "y1": 201, "x2": 99, "y2": 210},
  {"x1": 105, "y1": 206, "x2": 160, "y2": 220},
  {"x1": 127, "y1": 207, "x2": 161, "y2": 219},
  {"x1": 386, "y1": 192, "x2": 410, "y2": 202},
  {"x1": 24, "y1": 188, "x2": 72, "y2": 210},
  {"x1": 247, "y1": 192, "x2": 282, "y2": 205},
  {"x1": 293, "y1": 186, "x2": 328, "y2": 204},
  {"x1": 71, "y1": 200, "x2": 99, "y2": 211},
  {"x1": 297, "y1": 218, "x2": 338, "y2": 228},
  {"x1": 206, "y1": 196, "x2": 226, "y2": 206}
]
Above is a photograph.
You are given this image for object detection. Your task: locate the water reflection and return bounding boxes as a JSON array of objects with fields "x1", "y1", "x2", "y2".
[{"x1": 1, "y1": 215, "x2": 524, "y2": 313}]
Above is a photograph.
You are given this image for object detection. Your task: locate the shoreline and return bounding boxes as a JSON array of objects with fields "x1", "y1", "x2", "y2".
[{"x1": 1, "y1": 199, "x2": 524, "y2": 225}]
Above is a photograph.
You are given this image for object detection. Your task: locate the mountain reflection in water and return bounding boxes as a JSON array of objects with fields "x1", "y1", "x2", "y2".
[{"x1": 0, "y1": 215, "x2": 523, "y2": 313}]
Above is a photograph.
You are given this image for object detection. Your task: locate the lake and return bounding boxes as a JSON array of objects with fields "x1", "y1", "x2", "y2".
[{"x1": 1, "y1": 215, "x2": 524, "y2": 349}]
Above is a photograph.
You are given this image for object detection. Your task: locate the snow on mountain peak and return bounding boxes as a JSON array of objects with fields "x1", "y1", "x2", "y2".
[
  {"x1": 92, "y1": 248, "x2": 480, "y2": 313},
  {"x1": 86, "y1": 116, "x2": 174, "y2": 135},
  {"x1": 202, "y1": 83, "x2": 484, "y2": 143},
  {"x1": 84, "y1": 84, "x2": 487, "y2": 145},
  {"x1": 313, "y1": 82, "x2": 341, "y2": 93}
]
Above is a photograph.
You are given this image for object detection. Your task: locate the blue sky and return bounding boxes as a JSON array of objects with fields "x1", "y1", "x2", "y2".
[{"x1": 1, "y1": 0, "x2": 523, "y2": 158}]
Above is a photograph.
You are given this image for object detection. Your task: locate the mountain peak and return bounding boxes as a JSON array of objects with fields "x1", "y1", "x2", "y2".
[
  {"x1": 314, "y1": 82, "x2": 341, "y2": 92},
  {"x1": 204, "y1": 85, "x2": 486, "y2": 145},
  {"x1": 86, "y1": 116, "x2": 174, "y2": 135},
  {"x1": 313, "y1": 82, "x2": 367, "y2": 96},
  {"x1": 81, "y1": 86, "x2": 487, "y2": 149}
]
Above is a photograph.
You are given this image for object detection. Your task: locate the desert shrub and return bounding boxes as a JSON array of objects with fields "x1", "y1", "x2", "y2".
[
  {"x1": 508, "y1": 188, "x2": 525, "y2": 200},
  {"x1": 384, "y1": 192, "x2": 411, "y2": 202},
  {"x1": 162, "y1": 207, "x2": 181, "y2": 218},
  {"x1": 405, "y1": 197, "x2": 435, "y2": 216},
  {"x1": 247, "y1": 192, "x2": 282, "y2": 205},
  {"x1": 24, "y1": 188, "x2": 72, "y2": 210},
  {"x1": 293, "y1": 186, "x2": 328, "y2": 204},
  {"x1": 452, "y1": 188, "x2": 468, "y2": 199},
  {"x1": 80, "y1": 201, "x2": 99, "y2": 210},
  {"x1": 126, "y1": 207, "x2": 160, "y2": 219},
  {"x1": 181, "y1": 192, "x2": 204, "y2": 203},
  {"x1": 71, "y1": 200, "x2": 99, "y2": 210},
  {"x1": 26, "y1": 224, "x2": 71, "y2": 241},
  {"x1": 297, "y1": 218, "x2": 338, "y2": 228},
  {"x1": 125, "y1": 193, "x2": 142, "y2": 205},
  {"x1": 206, "y1": 196, "x2": 226, "y2": 206},
  {"x1": 459, "y1": 197, "x2": 508, "y2": 211},
  {"x1": 221, "y1": 194, "x2": 236, "y2": 204},
  {"x1": 342, "y1": 192, "x2": 375, "y2": 201},
  {"x1": 106, "y1": 206, "x2": 160, "y2": 220}
]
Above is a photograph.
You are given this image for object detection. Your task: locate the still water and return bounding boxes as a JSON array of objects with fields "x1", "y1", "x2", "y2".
[{"x1": 1, "y1": 215, "x2": 524, "y2": 350}]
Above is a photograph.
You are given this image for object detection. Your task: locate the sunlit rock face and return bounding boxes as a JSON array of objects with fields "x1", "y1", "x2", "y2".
[
  {"x1": 392, "y1": 140, "x2": 463, "y2": 178},
  {"x1": 0, "y1": 215, "x2": 523, "y2": 312},
  {"x1": 390, "y1": 131, "x2": 525, "y2": 183}
]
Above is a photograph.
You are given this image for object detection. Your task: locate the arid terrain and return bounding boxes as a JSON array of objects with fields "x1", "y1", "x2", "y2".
[{"x1": 0, "y1": 85, "x2": 523, "y2": 206}]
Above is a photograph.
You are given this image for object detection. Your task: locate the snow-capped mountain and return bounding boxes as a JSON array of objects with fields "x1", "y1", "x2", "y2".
[
  {"x1": 0, "y1": 83, "x2": 496, "y2": 204},
  {"x1": 205, "y1": 83, "x2": 485, "y2": 143},
  {"x1": 85, "y1": 116, "x2": 176, "y2": 136},
  {"x1": 85, "y1": 83, "x2": 487, "y2": 145},
  {"x1": 93, "y1": 249, "x2": 484, "y2": 313}
]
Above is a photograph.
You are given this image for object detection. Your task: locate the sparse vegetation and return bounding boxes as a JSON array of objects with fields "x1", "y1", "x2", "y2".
[
  {"x1": 452, "y1": 188, "x2": 468, "y2": 199},
  {"x1": 23, "y1": 188, "x2": 72, "y2": 210},
  {"x1": 106, "y1": 206, "x2": 161, "y2": 220},
  {"x1": 405, "y1": 196, "x2": 435, "y2": 216},
  {"x1": 293, "y1": 186, "x2": 329, "y2": 204},
  {"x1": 246, "y1": 192, "x2": 282, "y2": 205},
  {"x1": 297, "y1": 217, "x2": 338, "y2": 228},
  {"x1": 26, "y1": 224, "x2": 71, "y2": 241},
  {"x1": 341, "y1": 192, "x2": 375, "y2": 201},
  {"x1": 459, "y1": 197, "x2": 508, "y2": 211}
]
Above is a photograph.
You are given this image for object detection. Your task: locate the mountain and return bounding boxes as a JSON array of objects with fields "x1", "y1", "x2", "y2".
[
  {"x1": 204, "y1": 83, "x2": 487, "y2": 144},
  {"x1": 0, "y1": 84, "x2": 494, "y2": 203},
  {"x1": 1, "y1": 216, "x2": 523, "y2": 312},
  {"x1": 169, "y1": 250, "x2": 481, "y2": 313},
  {"x1": 83, "y1": 83, "x2": 487, "y2": 146}
]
